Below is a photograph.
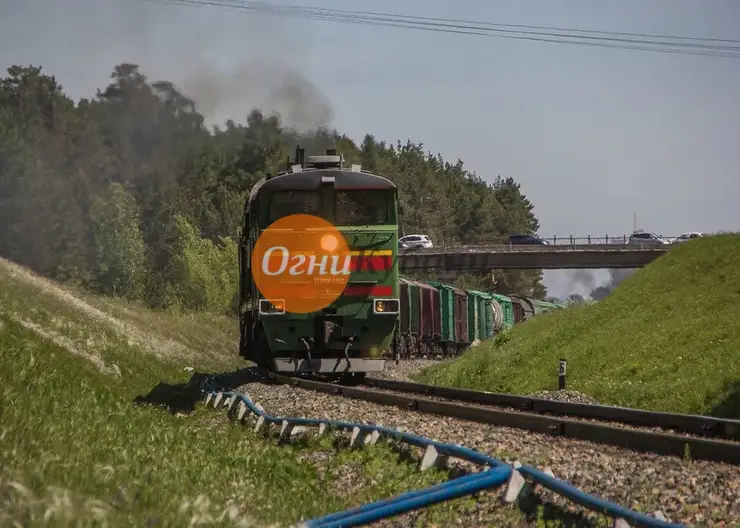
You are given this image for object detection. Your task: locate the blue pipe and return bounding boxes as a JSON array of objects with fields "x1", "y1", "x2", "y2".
[
  {"x1": 302, "y1": 469, "x2": 504, "y2": 527},
  {"x1": 308, "y1": 466, "x2": 511, "y2": 528},
  {"x1": 206, "y1": 385, "x2": 684, "y2": 528},
  {"x1": 221, "y1": 391, "x2": 503, "y2": 467}
]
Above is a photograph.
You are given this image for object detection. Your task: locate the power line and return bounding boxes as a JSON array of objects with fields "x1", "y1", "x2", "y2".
[
  {"x1": 215, "y1": 1, "x2": 740, "y2": 49},
  {"x1": 314, "y1": 5, "x2": 740, "y2": 45},
  {"x1": 142, "y1": 0, "x2": 740, "y2": 59}
]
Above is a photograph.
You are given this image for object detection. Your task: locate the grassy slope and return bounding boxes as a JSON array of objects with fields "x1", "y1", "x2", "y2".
[
  {"x1": 417, "y1": 234, "x2": 740, "y2": 417},
  {"x1": 0, "y1": 258, "x2": 468, "y2": 527}
]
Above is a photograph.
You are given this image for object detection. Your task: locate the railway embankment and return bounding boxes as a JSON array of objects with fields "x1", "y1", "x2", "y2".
[
  {"x1": 0, "y1": 257, "x2": 457, "y2": 526},
  {"x1": 416, "y1": 234, "x2": 740, "y2": 418}
]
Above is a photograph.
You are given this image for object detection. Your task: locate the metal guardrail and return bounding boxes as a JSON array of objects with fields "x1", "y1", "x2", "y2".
[
  {"x1": 200, "y1": 376, "x2": 682, "y2": 527},
  {"x1": 424, "y1": 235, "x2": 680, "y2": 247},
  {"x1": 525, "y1": 235, "x2": 676, "y2": 246},
  {"x1": 399, "y1": 243, "x2": 671, "y2": 254},
  {"x1": 397, "y1": 235, "x2": 684, "y2": 253}
]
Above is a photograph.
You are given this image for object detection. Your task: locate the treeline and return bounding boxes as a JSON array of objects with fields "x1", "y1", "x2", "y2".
[{"x1": 0, "y1": 63, "x2": 546, "y2": 314}]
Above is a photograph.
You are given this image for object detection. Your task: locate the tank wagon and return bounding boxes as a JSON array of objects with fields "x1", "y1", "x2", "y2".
[
  {"x1": 390, "y1": 278, "x2": 564, "y2": 359},
  {"x1": 238, "y1": 147, "x2": 400, "y2": 378}
]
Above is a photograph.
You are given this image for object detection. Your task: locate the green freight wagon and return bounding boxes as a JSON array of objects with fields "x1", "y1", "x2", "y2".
[
  {"x1": 478, "y1": 291, "x2": 495, "y2": 339},
  {"x1": 490, "y1": 293, "x2": 515, "y2": 331},
  {"x1": 467, "y1": 290, "x2": 495, "y2": 341},
  {"x1": 467, "y1": 290, "x2": 481, "y2": 342},
  {"x1": 529, "y1": 299, "x2": 560, "y2": 315},
  {"x1": 428, "y1": 281, "x2": 454, "y2": 343},
  {"x1": 429, "y1": 281, "x2": 469, "y2": 347},
  {"x1": 400, "y1": 277, "x2": 421, "y2": 337}
]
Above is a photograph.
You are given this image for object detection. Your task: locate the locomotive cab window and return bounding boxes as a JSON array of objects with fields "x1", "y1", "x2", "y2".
[
  {"x1": 335, "y1": 190, "x2": 392, "y2": 226},
  {"x1": 267, "y1": 190, "x2": 322, "y2": 223}
]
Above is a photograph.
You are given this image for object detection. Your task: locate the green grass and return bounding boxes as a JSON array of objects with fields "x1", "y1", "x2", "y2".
[
  {"x1": 416, "y1": 234, "x2": 740, "y2": 418},
  {"x1": 0, "y1": 258, "x2": 475, "y2": 526}
]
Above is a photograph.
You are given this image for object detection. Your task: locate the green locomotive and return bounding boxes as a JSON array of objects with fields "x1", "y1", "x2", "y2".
[{"x1": 238, "y1": 147, "x2": 400, "y2": 378}]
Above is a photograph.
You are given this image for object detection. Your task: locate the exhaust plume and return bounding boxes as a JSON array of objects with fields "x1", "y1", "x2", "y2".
[
  {"x1": 589, "y1": 268, "x2": 637, "y2": 300},
  {"x1": 181, "y1": 58, "x2": 334, "y2": 133},
  {"x1": 564, "y1": 268, "x2": 638, "y2": 301}
]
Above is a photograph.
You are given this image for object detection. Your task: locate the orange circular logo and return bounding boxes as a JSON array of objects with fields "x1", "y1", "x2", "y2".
[{"x1": 252, "y1": 214, "x2": 351, "y2": 314}]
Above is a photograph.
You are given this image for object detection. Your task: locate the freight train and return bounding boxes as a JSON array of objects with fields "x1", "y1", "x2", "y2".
[
  {"x1": 392, "y1": 279, "x2": 563, "y2": 360},
  {"x1": 237, "y1": 147, "x2": 563, "y2": 379}
]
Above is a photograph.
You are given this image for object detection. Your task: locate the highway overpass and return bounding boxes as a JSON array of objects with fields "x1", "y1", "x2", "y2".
[{"x1": 398, "y1": 243, "x2": 669, "y2": 272}]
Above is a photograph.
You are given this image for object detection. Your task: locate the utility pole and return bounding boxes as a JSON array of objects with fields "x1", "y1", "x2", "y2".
[{"x1": 633, "y1": 212, "x2": 637, "y2": 232}]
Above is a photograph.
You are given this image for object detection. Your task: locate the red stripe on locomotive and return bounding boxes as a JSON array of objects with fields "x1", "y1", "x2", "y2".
[
  {"x1": 350, "y1": 255, "x2": 392, "y2": 271},
  {"x1": 343, "y1": 285, "x2": 393, "y2": 297}
]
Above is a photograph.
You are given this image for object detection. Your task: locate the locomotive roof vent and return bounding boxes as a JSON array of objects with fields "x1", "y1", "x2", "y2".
[
  {"x1": 305, "y1": 153, "x2": 343, "y2": 169},
  {"x1": 282, "y1": 146, "x2": 344, "y2": 174}
]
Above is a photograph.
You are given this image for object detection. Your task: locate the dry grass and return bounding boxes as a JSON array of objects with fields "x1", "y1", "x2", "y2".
[
  {"x1": 0, "y1": 256, "x2": 239, "y2": 373},
  {"x1": 0, "y1": 476, "x2": 260, "y2": 527}
]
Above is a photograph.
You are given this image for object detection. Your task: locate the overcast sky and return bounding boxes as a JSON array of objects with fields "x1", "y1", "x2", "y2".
[{"x1": 2, "y1": 0, "x2": 739, "y2": 298}]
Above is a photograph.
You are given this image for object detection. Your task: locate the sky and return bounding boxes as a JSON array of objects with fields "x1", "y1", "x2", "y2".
[{"x1": 2, "y1": 0, "x2": 739, "y2": 299}]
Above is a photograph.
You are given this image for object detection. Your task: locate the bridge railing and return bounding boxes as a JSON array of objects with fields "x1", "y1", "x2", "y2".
[
  {"x1": 400, "y1": 235, "x2": 680, "y2": 253},
  {"x1": 541, "y1": 235, "x2": 672, "y2": 245}
]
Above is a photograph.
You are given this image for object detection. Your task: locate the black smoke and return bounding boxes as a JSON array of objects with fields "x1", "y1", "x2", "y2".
[{"x1": 566, "y1": 268, "x2": 638, "y2": 301}]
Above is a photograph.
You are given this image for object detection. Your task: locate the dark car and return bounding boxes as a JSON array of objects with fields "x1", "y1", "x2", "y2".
[{"x1": 507, "y1": 234, "x2": 550, "y2": 245}]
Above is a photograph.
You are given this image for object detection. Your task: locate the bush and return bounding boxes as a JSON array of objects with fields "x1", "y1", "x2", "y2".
[
  {"x1": 89, "y1": 183, "x2": 148, "y2": 301},
  {"x1": 169, "y1": 215, "x2": 238, "y2": 313}
]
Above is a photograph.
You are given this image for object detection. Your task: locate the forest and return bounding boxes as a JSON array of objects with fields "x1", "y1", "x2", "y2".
[{"x1": 0, "y1": 63, "x2": 547, "y2": 314}]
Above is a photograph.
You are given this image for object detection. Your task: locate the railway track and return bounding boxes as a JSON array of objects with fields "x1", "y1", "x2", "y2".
[
  {"x1": 202, "y1": 371, "x2": 686, "y2": 527},
  {"x1": 265, "y1": 372, "x2": 740, "y2": 465},
  {"x1": 363, "y1": 377, "x2": 740, "y2": 441}
]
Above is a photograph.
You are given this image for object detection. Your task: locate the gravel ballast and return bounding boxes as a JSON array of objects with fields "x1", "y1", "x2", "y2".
[{"x1": 222, "y1": 363, "x2": 740, "y2": 527}]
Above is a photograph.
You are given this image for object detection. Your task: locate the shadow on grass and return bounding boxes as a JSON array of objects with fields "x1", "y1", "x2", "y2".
[
  {"x1": 133, "y1": 366, "x2": 266, "y2": 414},
  {"x1": 710, "y1": 379, "x2": 740, "y2": 419},
  {"x1": 133, "y1": 366, "x2": 373, "y2": 415}
]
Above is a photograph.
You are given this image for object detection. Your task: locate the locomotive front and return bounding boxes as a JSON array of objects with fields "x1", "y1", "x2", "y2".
[{"x1": 238, "y1": 148, "x2": 400, "y2": 378}]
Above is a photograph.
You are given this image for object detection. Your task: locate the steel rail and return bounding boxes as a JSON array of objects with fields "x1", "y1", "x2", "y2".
[
  {"x1": 363, "y1": 377, "x2": 740, "y2": 441},
  {"x1": 267, "y1": 374, "x2": 740, "y2": 465}
]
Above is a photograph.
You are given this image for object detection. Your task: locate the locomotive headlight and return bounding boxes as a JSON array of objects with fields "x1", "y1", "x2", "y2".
[
  {"x1": 259, "y1": 299, "x2": 286, "y2": 315},
  {"x1": 373, "y1": 299, "x2": 399, "y2": 315}
]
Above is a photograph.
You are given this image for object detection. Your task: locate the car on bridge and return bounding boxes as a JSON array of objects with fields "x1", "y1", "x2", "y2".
[
  {"x1": 507, "y1": 233, "x2": 550, "y2": 245},
  {"x1": 399, "y1": 234, "x2": 433, "y2": 249},
  {"x1": 672, "y1": 232, "x2": 703, "y2": 244},
  {"x1": 628, "y1": 231, "x2": 670, "y2": 245}
]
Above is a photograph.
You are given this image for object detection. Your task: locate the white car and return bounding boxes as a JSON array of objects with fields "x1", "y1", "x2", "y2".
[
  {"x1": 628, "y1": 232, "x2": 670, "y2": 245},
  {"x1": 672, "y1": 232, "x2": 703, "y2": 244},
  {"x1": 399, "y1": 234, "x2": 433, "y2": 249}
]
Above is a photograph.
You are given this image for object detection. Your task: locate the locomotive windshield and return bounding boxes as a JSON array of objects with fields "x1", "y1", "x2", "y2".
[
  {"x1": 268, "y1": 190, "x2": 322, "y2": 223},
  {"x1": 267, "y1": 189, "x2": 392, "y2": 225},
  {"x1": 335, "y1": 190, "x2": 391, "y2": 226}
]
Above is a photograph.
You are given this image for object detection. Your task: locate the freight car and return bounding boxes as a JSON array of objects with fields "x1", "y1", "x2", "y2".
[
  {"x1": 509, "y1": 295, "x2": 560, "y2": 324},
  {"x1": 389, "y1": 277, "x2": 564, "y2": 360}
]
